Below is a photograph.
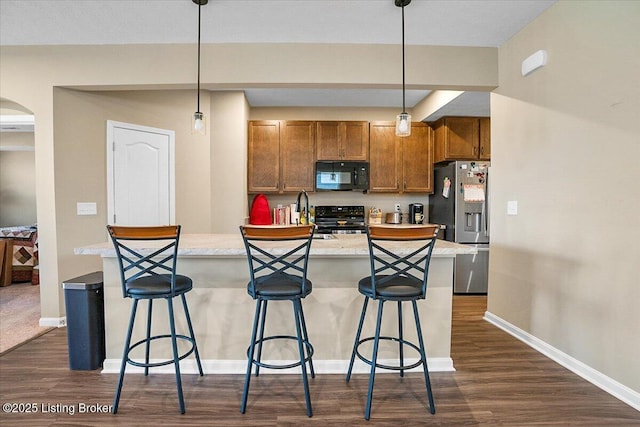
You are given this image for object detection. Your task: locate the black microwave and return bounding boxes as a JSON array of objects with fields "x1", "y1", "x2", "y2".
[{"x1": 315, "y1": 161, "x2": 369, "y2": 191}]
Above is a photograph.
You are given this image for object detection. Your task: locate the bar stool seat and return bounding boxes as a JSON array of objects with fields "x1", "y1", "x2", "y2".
[
  {"x1": 252, "y1": 272, "x2": 313, "y2": 298},
  {"x1": 125, "y1": 274, "x2": 192, "y2": 297},
  {"x1": 358, "y1": 276, "x2": 423, "y2": 298}
]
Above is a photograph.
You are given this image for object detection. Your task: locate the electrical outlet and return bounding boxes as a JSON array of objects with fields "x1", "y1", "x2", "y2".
[{"x1": 394, "y1": 203, "x2": 401, "y2": 212}]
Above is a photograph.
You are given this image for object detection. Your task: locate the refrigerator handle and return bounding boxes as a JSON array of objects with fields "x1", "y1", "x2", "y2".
[{"x1": 484, "y1": 170, "x2": 490, "y2": 239}]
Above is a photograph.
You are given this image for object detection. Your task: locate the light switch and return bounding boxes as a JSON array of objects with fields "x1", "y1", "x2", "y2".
[
  {"x1": 77, "y1": 202, "x2": 97, "y2": 216},
  {"x1": 507, "y1": 200, "x2": 518, "y2": 216}
]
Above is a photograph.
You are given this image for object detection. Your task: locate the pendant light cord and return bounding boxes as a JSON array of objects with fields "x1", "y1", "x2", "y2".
[
  {"x1": 401, "y1": 2, "x2": 406, "y2": 114},
  {"x1": 196, "y1": 2, "x2": 202, "y2": 113}
]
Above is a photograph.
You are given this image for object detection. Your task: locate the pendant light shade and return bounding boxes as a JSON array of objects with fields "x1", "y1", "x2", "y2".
[
  {"x1": 395, "y1": 0, "x2": 411, "y2": 137},
  {"x1": 192, "y1": 0, "x2": 208, "y2": 135},
  {"x1": 396, "y1": 111, "x2": 411, "y2": 137},
  {"x1": 193, "y1": 111, "x2": 205, "y2": 133}
]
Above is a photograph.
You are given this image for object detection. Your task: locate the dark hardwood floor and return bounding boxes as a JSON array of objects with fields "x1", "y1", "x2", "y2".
[{"x1": 0, "y1": 296, "x2": 638, "y2": 426}]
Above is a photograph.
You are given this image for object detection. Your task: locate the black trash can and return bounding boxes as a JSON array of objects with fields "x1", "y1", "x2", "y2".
[{"x1": 62, "y1": 271, "x2": 105, "y2": 370}]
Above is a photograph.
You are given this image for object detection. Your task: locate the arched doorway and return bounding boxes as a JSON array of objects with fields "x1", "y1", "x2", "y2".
[{"x1": 0, "y1": 98, "x2": 47, "y2": 353}]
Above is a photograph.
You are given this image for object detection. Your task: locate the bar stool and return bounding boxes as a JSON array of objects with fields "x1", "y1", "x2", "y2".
[
  {"x1": 239, "y1": 224, "x2": 316, "y2": 417},
  {"x1": 346, "y1": 224, "x2": 439, "y2": 420},
  {"x1": 107, "y1": 225, "x2": 203, "y2": 414}
]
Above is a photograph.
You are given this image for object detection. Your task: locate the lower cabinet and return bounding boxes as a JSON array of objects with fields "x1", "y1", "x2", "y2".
[{"x1": 369, "y1": 121, "x2": 433, "y2": 193}]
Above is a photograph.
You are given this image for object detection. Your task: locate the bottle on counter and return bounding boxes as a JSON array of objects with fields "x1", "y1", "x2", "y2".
[{"x1": 309, "y1": 205, "x2": 315, "y2": 224}]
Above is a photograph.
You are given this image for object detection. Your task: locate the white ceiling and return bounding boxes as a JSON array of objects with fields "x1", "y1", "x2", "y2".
[{"x1": 0, "y1": 0, "x2": 556, "y2": 116}]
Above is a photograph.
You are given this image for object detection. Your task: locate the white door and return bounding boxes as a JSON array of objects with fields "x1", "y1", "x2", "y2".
[{"x1": 107, "y1": 121, "x2": 175, "y2": 226}]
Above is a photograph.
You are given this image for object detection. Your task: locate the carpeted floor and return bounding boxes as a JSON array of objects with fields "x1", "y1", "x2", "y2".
[{"x1": 0, "y1": 282, "x2": 52, "y2": 354}]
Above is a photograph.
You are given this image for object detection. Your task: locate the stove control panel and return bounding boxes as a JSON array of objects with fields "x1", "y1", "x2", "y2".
[{"x1": 315, "y1": 205, "x2": 365, "y2": 218}]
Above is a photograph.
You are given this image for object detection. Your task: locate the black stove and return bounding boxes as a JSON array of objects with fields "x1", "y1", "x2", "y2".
[{"x1": 314, "y1": 205, "x2": 366, "y2": 234}]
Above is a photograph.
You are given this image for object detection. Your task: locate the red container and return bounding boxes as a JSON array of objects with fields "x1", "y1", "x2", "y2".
[{"x1": 249, "y1": 194, "x2": 272, "y2": 225}]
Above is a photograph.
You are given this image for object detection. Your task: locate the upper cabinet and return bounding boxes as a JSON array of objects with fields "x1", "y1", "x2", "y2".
[
  {"x1": 479, "y1": 117, "x2": 491, "y2": 160},
  {"x1": 316, "y1": 121, "x2": 369, "y2": 161},
  {"x1": 432, "y1": 117, "x2": 491, "y2": 163},
  {"x1": 369, "y1": 122, "x2": 400, "y2": 192},
  {"x1": 369, "y1": 121, "x2": 433, "y2": 193},
  {"x1": 248, "y1": 119, "x2": 435, "y2": 194},
  {"x1": 248, "y1": 120, "x2": 280, "y2": 193},
  {"x1": 402, "y1": 123, "x2": 434, "y2": 192},
  {"x1": 280, "y1": 121, "x2": 316, "y2": 192},
  {"x1": 248, "y1": 120, "x2": 315, "y2": 193}
]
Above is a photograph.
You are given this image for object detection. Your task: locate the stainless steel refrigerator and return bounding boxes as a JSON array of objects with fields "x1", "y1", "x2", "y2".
[{"x1": 430, "y1": 161, "x2": 490, "y2": 294}]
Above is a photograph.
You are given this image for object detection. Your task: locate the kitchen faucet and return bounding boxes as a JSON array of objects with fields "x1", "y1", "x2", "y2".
[{"x1": 296, "y1": 190, "x2": 309, "y2": 225}]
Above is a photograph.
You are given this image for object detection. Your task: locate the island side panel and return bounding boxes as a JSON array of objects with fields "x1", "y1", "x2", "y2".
[{"x1": 101, "y1": 253, "x2": 454, "y2": 372}]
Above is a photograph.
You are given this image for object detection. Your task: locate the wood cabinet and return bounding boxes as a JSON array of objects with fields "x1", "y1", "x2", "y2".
[
  {"x1": 369, "y1": 122, "x2": 400, "y2": 192},
  {"x1": 248, "y1": 120, "x2": 315, "y2": 193},
  {"x1": 369, "y1": 121, "x2": 433, "y2": 193},
  {"x1": 479, "y1": 117, "x2": 491, "y2": 160},
  {"x1": 280, "y1": 121, "x2": 316, "y2": 192},
  {"x1": 402, "y1": 124, "x2": 434, "y2": 192},
  {"x1": 248, "y1": 119, "x2": 436, "y2": 194},
  {"x1": 432, "y1": 117, "x2": 491, "y2": 163},
  {"x1": 316, "y1": 121, "x2": 369, "y2": 161},
  {"x1": 248, "y1": 120, "x2": 280, "y2": 193}
]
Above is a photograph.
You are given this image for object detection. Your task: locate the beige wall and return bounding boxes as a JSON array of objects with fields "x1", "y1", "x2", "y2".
[
  {"x1": 0, "y1": 133, "x2": 37, "y2": 227},
  {"x1": 489, "y1": 0, "x2": 640, "y2": 393},
  {"x1": 210, "y1": 91, "x2": 250, "y2": 233},
  {"x1": 32, "y1": 87, "x2": 217, "y2": 314}
]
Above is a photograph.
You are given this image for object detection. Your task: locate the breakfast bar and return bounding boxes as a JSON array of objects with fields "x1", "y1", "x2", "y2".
[{"x1": 75, "y1": 233, "x2": 475, "y2": 374}]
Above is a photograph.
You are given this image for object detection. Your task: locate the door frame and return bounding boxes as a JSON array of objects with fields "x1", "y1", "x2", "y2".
[{"x1": 106, "y1": 120, "x2": 176, "y2": 225}]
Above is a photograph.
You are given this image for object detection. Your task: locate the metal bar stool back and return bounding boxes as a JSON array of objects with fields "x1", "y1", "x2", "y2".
[
  {"x1": 346, "y1": 224, "x2": 439, "y2": 420},
  {"x1": 107, "y1": 225, "x2": 203, "y2": 414},
  {"x1": 239, "y1": 224, "x2": 316, "y2": 417}
]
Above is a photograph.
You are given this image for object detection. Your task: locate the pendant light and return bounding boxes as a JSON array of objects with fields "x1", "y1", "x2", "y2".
[
  {"x1": 395, "y1": 0, "x2": 411, "y2": 137},
  {"x1": 192, "y1": 0, "x2": 208, "y2": 135}
]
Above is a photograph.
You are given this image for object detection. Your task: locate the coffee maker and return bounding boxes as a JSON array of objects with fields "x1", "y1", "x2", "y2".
[{"x1": 409, "y1": 203, "x2": 424, "y2": 224}]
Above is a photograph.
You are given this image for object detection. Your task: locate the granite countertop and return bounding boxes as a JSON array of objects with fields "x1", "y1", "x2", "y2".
[{"x1": 75, "y1": 233, "x2": 477, "y2": 258}]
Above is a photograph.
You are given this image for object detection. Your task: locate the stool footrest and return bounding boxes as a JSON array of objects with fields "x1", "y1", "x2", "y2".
[
  {"x1": 127, "y1": 334, "x2": 198, "y2": 369},
  {"x1": 355, "y1": 336, "x2": 424, "y2": 371},
  {"x1": 248, "y1": 335, "x2": 314, "y2": 371}
]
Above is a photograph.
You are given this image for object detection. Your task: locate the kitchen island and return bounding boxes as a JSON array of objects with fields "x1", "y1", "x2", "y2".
[{"x1": 75, "y1": 233, "x2": 476, "y2": 374}]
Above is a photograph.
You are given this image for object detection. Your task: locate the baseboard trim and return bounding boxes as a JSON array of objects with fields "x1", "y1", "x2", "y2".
[
  {"x1": 101, "y1": 357, "x2": 454, "y2": 375},
  {"x1": 484, "y1": 310, "x2": 640, "y2": 412},
  {"x1": 40, "y1": 317, "x2": 66, "y2": 327}
]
